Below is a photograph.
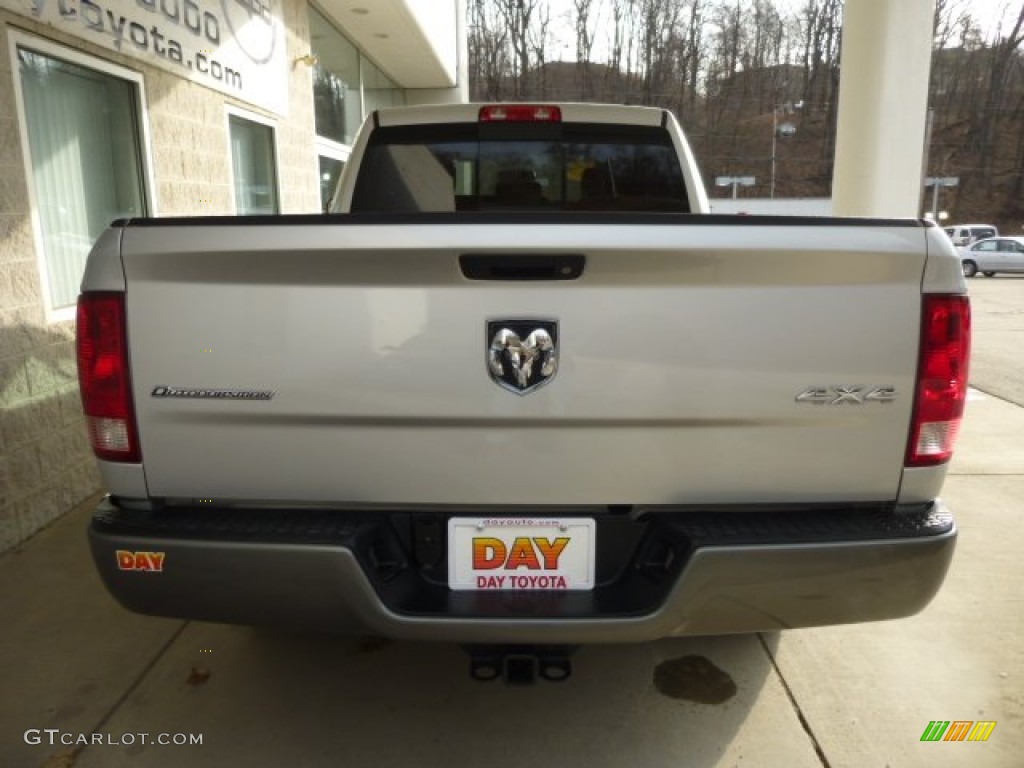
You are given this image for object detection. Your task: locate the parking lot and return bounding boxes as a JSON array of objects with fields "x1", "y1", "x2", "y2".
[{"x1": 2, "y1": 277, "x2": 1022, "y2": 768}]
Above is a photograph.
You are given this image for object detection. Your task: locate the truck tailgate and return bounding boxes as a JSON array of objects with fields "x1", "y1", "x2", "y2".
[{"x1": 120, "y1": 217, "x2": 927, "y2": 506}]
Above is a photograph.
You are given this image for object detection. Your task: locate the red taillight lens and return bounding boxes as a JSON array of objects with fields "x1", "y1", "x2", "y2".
[
  {"x1": 76, "y1": 292, "x2": 140, "y2": 462},
  {"x1": 479, "y1": 105, "x2": 562, "y2": 123},
  {"x1": 907, "y1": 295, "x2": 971, "y2": 467}
]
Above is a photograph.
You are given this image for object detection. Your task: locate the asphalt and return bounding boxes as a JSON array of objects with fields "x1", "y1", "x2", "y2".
[{"x1": 1, "y1": 277, "x2": 1022, "y2": 768}]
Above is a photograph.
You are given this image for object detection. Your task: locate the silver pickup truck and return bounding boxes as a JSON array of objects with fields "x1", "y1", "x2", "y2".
[{"x1": 79, "y1": 103, "x2": 970, "y2": 680}]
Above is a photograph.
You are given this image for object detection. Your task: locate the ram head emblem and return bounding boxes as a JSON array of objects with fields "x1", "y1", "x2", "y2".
[{"x1": 487, "y1": 320, "x2": 559, "y2": 395}]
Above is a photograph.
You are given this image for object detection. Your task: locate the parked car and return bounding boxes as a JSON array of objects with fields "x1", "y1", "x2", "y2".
[
  {"x1": 944, "y1": 223, "x2": 998, "y2": 247},
  {"x1": 960, "y1": 236, "x2": 1024, "y2": 277}
]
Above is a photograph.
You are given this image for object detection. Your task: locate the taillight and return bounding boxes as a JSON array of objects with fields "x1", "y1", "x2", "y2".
[
  {"x1": 479, "y1": 105, "x2": 561, "y2": 123},
  {"x1": 76, "y1": 292, "x2": 140, "y2": 462},
  {"x1": 907, "y1": 295, "x2": 971, "y2": 466}
]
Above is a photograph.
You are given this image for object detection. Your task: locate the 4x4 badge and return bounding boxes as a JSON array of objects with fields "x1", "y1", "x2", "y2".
[{"x1": 487, "y1": 320, "x2": 558, "y2": 395}]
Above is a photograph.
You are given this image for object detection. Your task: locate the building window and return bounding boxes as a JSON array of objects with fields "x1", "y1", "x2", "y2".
[
  {"x1": 318, "y1": 156, "x2": 344, "y2": 210},
  {"x1": 228, "y1": 113, "x2": 280, "y2": 215},
  {"x1": 362, "y1": 56, "x2": 405, "y2": 114},
  {"x1": 15, "y1": 44, "x2": 148, "y2": 313},
  {"x1": 308, "y1": 6, "x2": 408, "y2": 210},
  {"x1": 315, "y1": 144, "x2": 348, "y2": 214},
  {"x1": 310, "y1": 7, "x2": 362, "y2": 147}
]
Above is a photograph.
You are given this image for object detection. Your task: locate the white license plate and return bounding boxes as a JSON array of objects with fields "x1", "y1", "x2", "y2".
[{"x1": 448, "y1": 517, "x2": 596, "y2": 591}]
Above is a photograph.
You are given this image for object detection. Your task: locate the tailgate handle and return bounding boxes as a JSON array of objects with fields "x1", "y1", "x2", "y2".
[{"x1": 459, "y1": 253, "x2": 585, "y2": 281}]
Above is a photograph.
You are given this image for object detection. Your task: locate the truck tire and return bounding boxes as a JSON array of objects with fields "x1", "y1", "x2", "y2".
[{"x1": 962, "y1": 261, "x2": 978, "y2": 277}]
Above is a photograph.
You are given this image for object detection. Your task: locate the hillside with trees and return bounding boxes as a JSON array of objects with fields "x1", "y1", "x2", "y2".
[{"x1": 468, "y1": 0, "x2": 1024, "y2": 232}]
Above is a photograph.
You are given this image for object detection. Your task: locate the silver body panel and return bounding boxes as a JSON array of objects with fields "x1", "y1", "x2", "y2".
[{"x1": 106, "y1": 221, "x2": 933, "y2": 506}]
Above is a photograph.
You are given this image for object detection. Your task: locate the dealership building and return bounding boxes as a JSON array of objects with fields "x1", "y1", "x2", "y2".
[{"x1": 0, "y1": 0, "x2": 467, "y2": 549}]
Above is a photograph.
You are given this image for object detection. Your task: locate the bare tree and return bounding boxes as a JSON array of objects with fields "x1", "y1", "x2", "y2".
[
  {"x1": 933, "y1": 0, "x2": 971, "y2": 49},
  {"x1": 797, "y1": 0, "x2": 841, "y2": 111},
  {"x1": 573, "y1": 0, "x2": 599, "y2": 99},
  {"x1": 680, "y1": 0, "x2": 707, "y2": 119},
  {"x1": 638, "y1": 0, "x2": 684, "y2": 104},
  {"x1": 469, "y1": 0, "x2": 512, "y2": 99},
  {"x1": 495, "y1": 0, "x2": 540, "y2": 98},
  {"x1": 529, "y1": 1, "x2": 554, "y2": 97},
  {"x1": 983, "y1": 6, "x2": 1024, "y2": 160},
  {"x1": 605, "y1": 0, "x2": 649, "y2": 100}
]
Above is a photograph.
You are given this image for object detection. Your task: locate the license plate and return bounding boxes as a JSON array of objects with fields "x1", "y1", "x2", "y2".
[{"x1": 448, "y1": 517, "x2": 596, "y2": 591}]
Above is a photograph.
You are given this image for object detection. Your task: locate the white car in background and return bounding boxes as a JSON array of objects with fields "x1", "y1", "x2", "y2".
[
  {"x1": 960, "y1": 236, "x2": 1024, "y2": 277},
  {"x1": 944, "y1": 223, "x2": 998, "y2": 247}
]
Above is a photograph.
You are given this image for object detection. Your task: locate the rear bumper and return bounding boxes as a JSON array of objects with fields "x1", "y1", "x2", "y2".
[{"x1": 89, "y1": 498, "x2": 956, "y2": 643}]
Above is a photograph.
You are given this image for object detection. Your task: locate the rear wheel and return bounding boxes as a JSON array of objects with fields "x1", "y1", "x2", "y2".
[
  {"x1": 962, "y1": 260, "x2": 978, "y2": 277},
  {"x1": 983, "y1": 271, "x2": 996, "y2": 277}
]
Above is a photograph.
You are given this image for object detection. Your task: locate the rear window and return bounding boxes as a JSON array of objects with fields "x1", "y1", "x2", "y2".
[{"x1": 349, "y1": 122, "x2": 689, "y2": 213}]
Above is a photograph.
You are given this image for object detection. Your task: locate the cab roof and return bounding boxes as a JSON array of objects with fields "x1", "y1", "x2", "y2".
[{"x1": 374, "y1": 102, "x2": 668, "y2": 128}]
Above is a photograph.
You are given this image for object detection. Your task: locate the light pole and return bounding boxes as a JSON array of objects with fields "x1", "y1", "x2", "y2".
[
  {"x1": 924, "y1": 176, "x2": 958, "y2": 220},
  {"x1": 770, "y1": 102, "x2": 800, "y2": 199},
  {"x1": 715, "y1": 176, "x2": 756, "y2": 199}
]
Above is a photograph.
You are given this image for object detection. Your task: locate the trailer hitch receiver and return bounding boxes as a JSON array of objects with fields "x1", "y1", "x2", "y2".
[{"x1": 466, "y1": 645, "x2": 576, "y2": 685}]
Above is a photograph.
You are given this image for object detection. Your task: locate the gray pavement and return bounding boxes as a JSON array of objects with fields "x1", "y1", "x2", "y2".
[
  {"x1": 966, "y1": 274, "x2": 1024, "y2": 406},
  {"x1": 2, "y1": 279, "x2": 1023, "y2": 768}
]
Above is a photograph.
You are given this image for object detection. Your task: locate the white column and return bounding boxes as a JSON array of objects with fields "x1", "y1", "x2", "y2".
[
  {"x1": 454, "y1": 0, "x2": 470, "y2": 103},
  {"x1": 401, "y1": 0, "x2": 469, "y2": 105},
  {"x1": 832, "y1": 0, "x2": 936, "y2": 217}
]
